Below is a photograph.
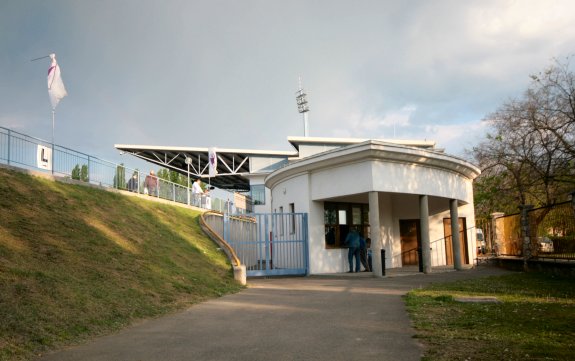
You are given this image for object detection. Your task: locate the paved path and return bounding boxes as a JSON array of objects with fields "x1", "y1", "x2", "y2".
[{"x1": 37, "y1": 265, "x2": 512, "y2": 361}]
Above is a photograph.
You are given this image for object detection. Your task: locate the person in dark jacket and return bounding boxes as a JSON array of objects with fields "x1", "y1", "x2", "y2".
[
  {"x1": 345, "y1": 228, "x2": 361, "y2": 273},
  {"x1": 127, "y1": 173, "x2": 138, "y2": 192}
]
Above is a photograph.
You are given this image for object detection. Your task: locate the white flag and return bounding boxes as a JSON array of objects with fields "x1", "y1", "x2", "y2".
[
  {"x1": 47, "y1": 53, "x2": 67, "y2": 109},
  {"x1": 208, "y1": 147, "x2": 218, "y2": 177}
]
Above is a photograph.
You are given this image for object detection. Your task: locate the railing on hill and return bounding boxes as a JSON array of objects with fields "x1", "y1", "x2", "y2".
[
  {"x1": 0, "y1": 126, "x2": 235, "y2": 212},
  {"x1": 200, "y1": 211, "x2": 241, "y2": 267}
]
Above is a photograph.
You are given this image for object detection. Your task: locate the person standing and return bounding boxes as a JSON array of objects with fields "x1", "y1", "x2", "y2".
[
  {"x1": 366, "y1": 238, "x2": 373, "y2": 272},
  {"x1": 127, "y1": 172, "x2": 138, "y2": 192},
  {"x1": 144, "y1": 170, "x2": 158, "y2": 196},
  {"x1": 360, "y1": 235, "x2": 371, "y2": 272},
  {"x1": 192, "y1": 178, "x2": 203, "y2": 207},
  {"x1": 345, "y1": 228, "x2": 361, "y2": 273}
]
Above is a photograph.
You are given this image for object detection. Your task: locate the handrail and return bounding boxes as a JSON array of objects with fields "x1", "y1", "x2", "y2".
[
  {"x1": 200, "y1": 211, "x2": 241, "y2": 267},
  {"x1": 0, "y1": 126, "x2": 232, "y2": 212},
  {"x1": 392, "y1": 225, "x2": 479, "y2": 259}
]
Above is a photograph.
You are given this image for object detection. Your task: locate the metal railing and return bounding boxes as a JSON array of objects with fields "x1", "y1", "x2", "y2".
[
  {"x1": 528, "y1": 201, "x2": 575, "y2": 261},
  {"x1": 478, "y1": 200, "x2": 575, "y2": 261},
  {"x1": 200, "y1": 211, "x2": 241, "y2": 266},
  {"x1": 203, "y1": 211, "x2": 309, "y2": 276},
  {"x1": 0, "y1": 126, "x2": 234, "y2": 212},
  {"x1": 391, "y1": 226, "x2": 481, "y2": 268}
]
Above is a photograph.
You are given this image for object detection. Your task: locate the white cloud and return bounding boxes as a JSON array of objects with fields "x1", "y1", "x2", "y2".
[
  {"x1": 420, "y1": 120, "x2": 489, "y2": 157},
  {"x1": 2, "y1": 0, "x2": 575, "y2": 161},
  {"x1": 380, "y1": 105, "x2": 416, "y2": 128}
]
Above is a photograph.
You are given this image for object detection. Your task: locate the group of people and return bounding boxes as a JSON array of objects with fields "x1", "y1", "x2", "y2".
[
  {"x1": 126, "y1": 170, "x2": 160, "y2": 196},
  {"x1": 345, "y1": 227, "x2": 372, "y2": 273},
  {"x1": 126, "y1": 171, "x2": 208, "y2": 205}
]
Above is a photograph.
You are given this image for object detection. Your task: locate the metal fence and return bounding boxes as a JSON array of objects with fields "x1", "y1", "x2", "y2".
[
  {"x1": 528, "y1": 201, "x2": 575, "y2": 260},
  {"x1": 481, "y1": 200, "x2": 575, "y2": 261},
  {"x1": 0, "y1": 126, "x2": 234, "y2": 212},
  {"x1": 207, "y1": 213, "x2": 309, "y2": 277}
]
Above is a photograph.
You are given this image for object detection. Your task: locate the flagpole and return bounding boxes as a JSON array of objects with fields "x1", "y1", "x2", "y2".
[
  {"x1": 30, "y1": 55, "x2": 51, "y2": 62},
  {"x1": 52, "y1": 108, "x2": 55, "y2": 174}
]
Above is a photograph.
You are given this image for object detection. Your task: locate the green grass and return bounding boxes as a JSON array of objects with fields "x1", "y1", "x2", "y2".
[
  {"x1": 0, "y1": 168, "x2": 243, "y2": 360},
  {"x1": 405, "y1": 272, "x2": 575, "y2": 361}
]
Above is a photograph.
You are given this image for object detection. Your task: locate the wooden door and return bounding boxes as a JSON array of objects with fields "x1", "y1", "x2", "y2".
[
  {"x1": 443, "y1": 218, "x2": 469, "y2": 265},
  {"x1": 400, "y1": 220, "x2": 420, "y2": 265}
]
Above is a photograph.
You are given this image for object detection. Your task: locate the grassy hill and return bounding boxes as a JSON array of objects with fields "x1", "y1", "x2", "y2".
[{"x1": 0, "y1": 167, "x2": 243, "y2": 361}]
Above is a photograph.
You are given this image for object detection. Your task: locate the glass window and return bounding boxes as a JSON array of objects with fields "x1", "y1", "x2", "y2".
[
  {"x1": 289, "y1": 203, "x2": 295, "y2": 234},
  {"x1": 352, "y1": 206, "x2": 362, "y2": 225},
  {"x1": 324, "y1": 205, "x2": 337, "y2": 224},
  {"x1": 250, "y1": 184, "x2": 265, "y2": 205},
  {"x1": 338, "y1": 210, "x2": 347, "y2": 225},
  {"x1": 324, "y1": 202, "x2": 369, "y2": 249},
  {"x1": 362, "y1": 205, "x2": 370, "y2": 224}
]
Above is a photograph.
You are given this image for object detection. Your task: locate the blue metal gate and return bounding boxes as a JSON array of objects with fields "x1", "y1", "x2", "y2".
[{"x1": 223, "y1": 213, "x2": 308, "y2": 277}]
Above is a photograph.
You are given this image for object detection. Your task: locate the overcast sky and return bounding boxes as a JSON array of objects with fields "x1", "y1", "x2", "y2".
[{"x1": 2, "y1": 0, "x2": 575, "y2": 166}]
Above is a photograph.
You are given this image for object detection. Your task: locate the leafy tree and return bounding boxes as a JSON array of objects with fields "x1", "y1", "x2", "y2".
[
  {"x1": 157, "y1": 168, "x2": 188, "y2": 187},
  {"x1": 71, "y1": 164, "x2": 89, "y2": 182},
  {"x1": 80, "y1": 164, "x2": 89, "y2": 182},
  {"x1": 71, "y1": 164, "x2": 81, "y2": 180},
  {"x1": 473, "y1": 57, "x2": 575, "y2": 216},
  {"x1": 114, "y1": 163, "x2": 126, "y2": 189}
]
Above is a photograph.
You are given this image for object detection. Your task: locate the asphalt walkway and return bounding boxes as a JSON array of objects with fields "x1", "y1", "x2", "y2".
[{"x1": 37, "y1": 265, "x2": 513, "y2": 361}]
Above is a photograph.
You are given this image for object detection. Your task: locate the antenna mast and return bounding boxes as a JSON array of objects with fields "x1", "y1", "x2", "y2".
[{"x1": 295, "y1": 76, "x2": 310, "y2": 137}]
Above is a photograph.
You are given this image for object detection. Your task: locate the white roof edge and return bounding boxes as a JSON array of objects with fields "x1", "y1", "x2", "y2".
[
  {"x1": 114, "y1": 144, "x2": 297, "y2": 157},
  {"x1": 287, "y1": 136, "x2": 436, "y2": 147},
  {"x1": 266, "y1": 141, "x2": 480, "y2": 189}
]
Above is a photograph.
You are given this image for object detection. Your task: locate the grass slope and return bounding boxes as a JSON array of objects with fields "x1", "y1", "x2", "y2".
[
  {"x1": 0, "y1": 168, "x2": 242, "y2": 361},
  {"x1": 406, "y1": 272, "x2": 575, "y2": 361}
]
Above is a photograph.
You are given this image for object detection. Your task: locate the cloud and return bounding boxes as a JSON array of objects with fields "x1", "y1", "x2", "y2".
[
  {"x1": 418, "y1": 120, "x2": 489, "y2": 157},
  {"x1": 2, "y1": 0, "x2": 575, "y2": 162}
]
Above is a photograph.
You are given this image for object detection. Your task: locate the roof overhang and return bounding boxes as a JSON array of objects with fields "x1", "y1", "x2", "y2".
[
  {"x1": 287, "y1": 136, "x2": 437, "y2": 151},
  {"x1": 114, "y1": 144, "x2": 295, "y2": 192},
  {"x1": 266, "y1": 140, "x2": 480, "y2": 190}
]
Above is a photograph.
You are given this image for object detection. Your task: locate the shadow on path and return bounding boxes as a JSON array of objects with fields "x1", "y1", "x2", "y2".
[{"x1": 37, "y1": 265, "x2": 513, "y2": 361}]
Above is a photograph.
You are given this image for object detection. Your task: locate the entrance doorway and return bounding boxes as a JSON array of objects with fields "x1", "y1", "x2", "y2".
[
  {"x1": 443, "y1": 218, "x2": 469, "y2": 265},
  {"x1": 400, "y1": 219, "x2": 421, "y2": 266}
]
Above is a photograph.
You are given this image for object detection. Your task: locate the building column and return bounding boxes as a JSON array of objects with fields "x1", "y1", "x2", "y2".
[
  {"x1": 419, "y1": 195, "x2": 431, "y2": 274},
  {"x1": 519, "y1": 205, "x2": 534, "y2": 271},
  {"x1": 491, "y1": 212, "x2": 505, "y2": 255},
  {"x1": 369, "y1": 191, "x2": 383, "y2": 277},
  {"x1": 450, "y1": 199, "x2": 463, "y2": 270}
]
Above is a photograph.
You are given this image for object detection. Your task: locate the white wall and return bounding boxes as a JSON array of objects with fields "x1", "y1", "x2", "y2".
[
  {"x1": 270, "y1": 173, "x2": 310, "y2": 213},
  {"x1": 270, "y1": 172, "x2": 351, "y2": 274},
  {"x1": 297, "y1": 144, "x2": 341, "y2": 159},
  {"x1": 250, "y1": 156, "x2": 288, "y2": 173},
  {"x1": 310, "y1": 160, "x2": 474, "y2": 203},
  {"x1": 267, "y1": 153, "x2": 478, "y2": 274}
]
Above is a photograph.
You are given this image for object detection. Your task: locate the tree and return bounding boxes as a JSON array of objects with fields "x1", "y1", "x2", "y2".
[
  {"x1": 71, "y1": 164, "x2": 81, "y2": 180},
  {"x1": 80, "y1": 164, "x2": 89, "y2": 182},
  {"x1": 473, "y1": 57, "x2": 575, "y2": 217},
  {"x1": 114, "y1": 163, "x2": 126, "y2": 189},
  {"x1": 157, "y1": 168, "x2": 188, "y2": 187},
  {"x1": 71, "y1": 164, "x2": 89, "y2": 182},
  {"x1": 529, "y1": 57, "x2": 575, "y2": 159}
]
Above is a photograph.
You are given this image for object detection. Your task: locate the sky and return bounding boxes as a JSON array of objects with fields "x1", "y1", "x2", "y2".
[{"x1": 2, "y1": 0, "x2": 575, "y2": 167}]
